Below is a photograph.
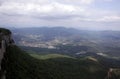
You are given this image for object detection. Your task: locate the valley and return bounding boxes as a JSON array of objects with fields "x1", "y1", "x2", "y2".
[
  {"x1": 11, "y1": 27, "x2": 120, "y2": 57},
  {"x1": 0, "y1": 27, "x2": 120, "y2": 79}
]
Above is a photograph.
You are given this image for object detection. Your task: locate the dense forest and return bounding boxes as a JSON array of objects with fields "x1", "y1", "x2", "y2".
[{"x1": 6, "y1": 45, "x2": 120, "y2": 79}]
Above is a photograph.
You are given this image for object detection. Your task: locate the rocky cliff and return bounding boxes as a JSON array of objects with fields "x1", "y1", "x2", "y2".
[{"x1": 0, "y1": 28, "x2": 14, "y2": 79}]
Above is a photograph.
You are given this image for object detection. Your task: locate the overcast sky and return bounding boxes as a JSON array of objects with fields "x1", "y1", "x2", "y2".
[{"x1": 0, "y1": 0, "x2": 120, "y2": 30}]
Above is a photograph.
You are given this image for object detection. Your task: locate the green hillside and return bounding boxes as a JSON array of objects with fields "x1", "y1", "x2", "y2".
[
  {"x1": 6, "y1": 45, "x2": 108, "y2": 79},
  {"x1": 30, "y1": 53, "x2": 75, "y2": 60},
  {"x1": 0, "y1": 28, "x2": 11, "y2": 35}
]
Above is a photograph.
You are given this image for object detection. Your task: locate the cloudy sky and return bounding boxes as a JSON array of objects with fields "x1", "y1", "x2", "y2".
[{"x1": 0, "y1": 0, "x2": 120, "y2": 30}]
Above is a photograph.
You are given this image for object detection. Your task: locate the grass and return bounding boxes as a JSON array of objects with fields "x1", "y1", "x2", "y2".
[{"x1": 30, "y1": 53, "x2": 75, "y2": 60}]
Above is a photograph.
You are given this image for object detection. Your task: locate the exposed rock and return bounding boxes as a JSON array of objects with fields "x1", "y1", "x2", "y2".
[{"x1": 0, "y1": 28, "x2": 14, "y2": 79}]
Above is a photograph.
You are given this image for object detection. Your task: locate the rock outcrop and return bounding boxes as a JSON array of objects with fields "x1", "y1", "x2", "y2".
[{"x1": 0, "y1": 28, "x2": 14, "y2": 79}]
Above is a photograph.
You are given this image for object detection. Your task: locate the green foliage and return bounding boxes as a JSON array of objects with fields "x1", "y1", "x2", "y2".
[
  {"x1": 0, "y1": 28, "x2": 11, "y2": 35},
  {"x1": 113, "y1": 69, "x2": 120, "y2": 78},
  {"x1": 6, "y1": 46, "x2": 47, "y2": 79},
  {"x1": 6, "y1": 45, "x2": 107, "y2": 79},
  {"x1": 0, "y1": 28, "x2": 11, "y2": 42},
  {"x1": 30, "y1": 54, "x2": 75, "y2": 60}
]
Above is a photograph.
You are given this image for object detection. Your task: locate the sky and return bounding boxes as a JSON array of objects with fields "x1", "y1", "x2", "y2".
[{"x1": 0, "y1": 0, "x2": 120, "y2": 30}]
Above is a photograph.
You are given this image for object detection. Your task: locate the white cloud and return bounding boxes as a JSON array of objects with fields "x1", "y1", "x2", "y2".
[
  {"x1": 0, "y1": 0, "x2": 99, "y2": 18},
  {"x1": 0, "y1": 0, "x2": 120, "y2": 30},
  {"x1": 96, "y1": 15, "x2": 120, "y2": 22},
  {"x1": 0, "y1": 1, "x2": 86, "y2": 17},
  {"x1": 80, "y1": 0, "x2": 94, "y2": 4}
]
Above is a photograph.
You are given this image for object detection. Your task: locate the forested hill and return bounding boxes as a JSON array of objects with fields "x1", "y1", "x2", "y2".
[{"x1": 0, "y1": 28, "x2": 120, "y2": 79}]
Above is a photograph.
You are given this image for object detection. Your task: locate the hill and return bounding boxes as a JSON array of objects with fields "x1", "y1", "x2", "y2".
[
  {"x1": 6, "y1": 45, "x2": 120, "y2": 79},
  {"x1": 6, "y1": 45, "x2": 108, "y2": 79}
]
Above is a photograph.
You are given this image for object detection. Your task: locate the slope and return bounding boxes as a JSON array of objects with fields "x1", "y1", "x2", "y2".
[{"x1": 6, "y1": 45, "x2": 107, "y2": 79}]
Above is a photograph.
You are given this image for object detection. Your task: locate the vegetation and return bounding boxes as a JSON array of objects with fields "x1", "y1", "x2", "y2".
[
  {"x1": 30, "y1": 53, "x2": 75, "y2": 60},
  {"x1": 6, "y1": 45, "x2": 108, "y2": 79},
  {"x1": 0, "y1": 28, "x2": 11, "y2": 35},
  {"x1": 112, "y1": 69, "x2": 120, "y2": 79}
]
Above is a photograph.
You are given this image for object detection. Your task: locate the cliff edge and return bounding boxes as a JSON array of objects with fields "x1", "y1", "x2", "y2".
[{"x1": 0, "y1": 28, "x2": 14, "y2": 79}]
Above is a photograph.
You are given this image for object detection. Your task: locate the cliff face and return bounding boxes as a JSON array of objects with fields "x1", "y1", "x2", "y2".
[{"x1": 0, "y1": 28, "x2": 14, "y2": 79}]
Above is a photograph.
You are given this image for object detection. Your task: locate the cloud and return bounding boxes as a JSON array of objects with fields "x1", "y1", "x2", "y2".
[
  {"x1": 0, "y1": 0, "x2": 104, "y2": 18},
  {"x1": 97, "y1": 15, "x2": 120, "y2": 22},
  {"x1": 73, "y1": 15, "x2": 120, "y2": 23},
  {"x1": 0, "y1": 0, "x2": 120, "y2": 30},
  {"x1": 0, "y1": 1, "x2": 87, "y2": 18},
  {"x1": 80, "y1": 0, "x2": 94, "y2": 4}
]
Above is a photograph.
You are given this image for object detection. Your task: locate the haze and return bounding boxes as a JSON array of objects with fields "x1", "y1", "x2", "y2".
[{"x1": 0, "y1": 0, "x2": 120, "y2": 30}]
